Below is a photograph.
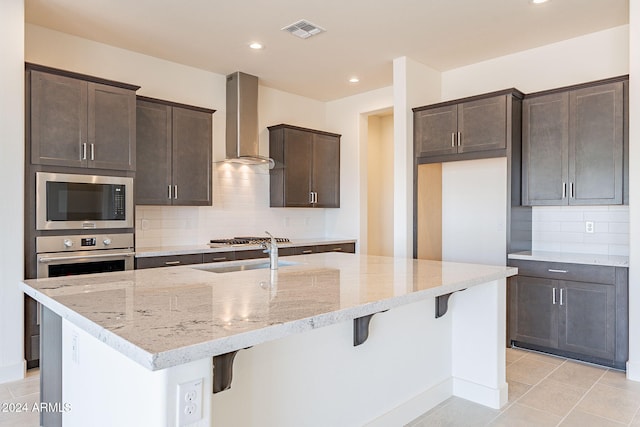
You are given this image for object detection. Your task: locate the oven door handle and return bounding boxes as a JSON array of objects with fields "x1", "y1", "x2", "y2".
[{"x1": 38, "y1": 252, "x2": 135, "y2": 263}]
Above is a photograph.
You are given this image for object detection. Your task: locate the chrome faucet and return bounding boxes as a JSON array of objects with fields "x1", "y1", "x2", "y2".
[{"x1": 262, "y1": 231, "x2": 279, "y2": 270}]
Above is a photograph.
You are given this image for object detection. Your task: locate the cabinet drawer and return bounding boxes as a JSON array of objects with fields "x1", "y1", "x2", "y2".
[
  {"x1": 296, "y1": 245, "x2": 318, "y2": 255},
  {"x1": 509, "y1": 259, "x2": 615, "y2": 285},
  {"x1": 278, "y1": 247, "x2": 298, "y2": 257},
  {"x1": 316, "y1": 242, "x2": 356, "y2": 254},
  {"x1": 234, "y1": 249, "x2": 269, "y2": 261},
  {"x1": 202, "y1": 252, "x2": 235, "y2": 263},
  {"x1": 135, "y1": 254, "x2": 203, "y2": 269}
]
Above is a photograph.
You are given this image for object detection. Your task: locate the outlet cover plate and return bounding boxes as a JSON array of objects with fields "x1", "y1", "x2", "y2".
[{"x1": 177, "y1": 379, "x2": 203, "y2": 426}]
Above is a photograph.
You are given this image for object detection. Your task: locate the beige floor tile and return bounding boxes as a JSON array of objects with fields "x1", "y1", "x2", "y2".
[
  {"x1": 506, "y1": 357, "x2": 559, "y2": 386},
  {"x1": 487, "y1": 403, "x2": 562, "y2": 427},
  {"x1": 559, "y1": 409, "x2": 626, "y2": 427},
  {"x1": 414, "y1": 396, "x2": 500, "y2": 427},
  {"x1": 507, "y1": 380, "x2": 531, "y2": 404},
  {"x1": 598, "y1": 370, "x2": 640, "y2": 394},
  {"x1": 547, "y1": 360, "x2": 606, "y2": 389},
  {"x1": 0, "y1": 408, "x2": 40, "y2": 427},
  {"x1": 517, "y1": 378, "x2": 587, "y2": 417},
  {"x1": 632, "y1": 409, "x2": 640, "y2": 426},
  {"x1": 506, "y1": 347, "x2": 528, "y2": 365},
  {"x1": 576, "y1": 383, "x2": 640, "y2": 424},
  {"x1": 0, "y1": 385, "x2": 12, "y2": 401},
  {"x1": 0, "y1": 393, "x2": 40, "y2": 424},
  {"x1": 6, "y1": 377, "x2": 39, "y2": 399},
  {"x1": 522, "y1": 350, "x2": 566, "y2": 366}
]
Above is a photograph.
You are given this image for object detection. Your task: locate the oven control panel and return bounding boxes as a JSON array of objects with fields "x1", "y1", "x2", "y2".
[{"x1": 36, "y1": 233, "x2": 134, "y2": 253}]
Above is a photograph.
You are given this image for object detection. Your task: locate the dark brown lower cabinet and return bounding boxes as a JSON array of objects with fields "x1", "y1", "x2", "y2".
[
  {"x1": 508, "y1": 259, "x2": 627, "y2": 369},
  {"x1": 135, "y1": 242, "x2": 356, "y2": 269}
]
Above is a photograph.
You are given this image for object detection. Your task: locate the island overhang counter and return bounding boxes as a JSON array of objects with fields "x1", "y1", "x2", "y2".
[{"x1": 21, "y1": 252, "x2": 517, "y2": 427}]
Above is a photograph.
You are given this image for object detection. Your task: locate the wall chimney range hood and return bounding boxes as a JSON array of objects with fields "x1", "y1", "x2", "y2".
[{"x1": 225, "y1": 72, "x2": 273, "y2": 167}]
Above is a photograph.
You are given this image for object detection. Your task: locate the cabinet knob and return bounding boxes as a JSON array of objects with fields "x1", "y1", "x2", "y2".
[
  {"x1": 103, "y1": 238, "x2": 112, "y2": 246},
  {"x1": 63, "y1": 239, "x2": 73, "y2": 248}
]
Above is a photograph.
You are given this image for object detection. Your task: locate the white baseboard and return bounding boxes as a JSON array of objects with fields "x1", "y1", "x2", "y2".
[
  {"x1": 0, "y1": 360, "x2": 26, "y2": 384},
  {"x1": 365, "y1": 378, "x2": 453, "y2": 426},
  {"x1": 627, "y1": 360, "x2": 640, "y2": 382},
  {"x1": 453, "y1": 377, "x2": 508, "y2": 409}
]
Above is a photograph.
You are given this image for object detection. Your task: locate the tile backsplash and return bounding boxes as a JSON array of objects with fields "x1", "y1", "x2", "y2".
[
  {"x1": 531, "y1": 205, "x2": 629, "y2": 256},
  {"x1": 135, "y1": 163, "x2": 326, "y2": 248}
]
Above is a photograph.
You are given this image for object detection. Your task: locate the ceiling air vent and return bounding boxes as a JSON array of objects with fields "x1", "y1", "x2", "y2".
[{"x1": 281, "y1": 20, "x2": 326, "y2": 39}]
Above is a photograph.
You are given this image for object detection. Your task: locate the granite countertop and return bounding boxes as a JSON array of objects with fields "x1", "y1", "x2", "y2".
[
  {"x1": 135, "y1": 238, "x2": 357, "y2": 258},
  {"x1": 508, "y1": 250, "x2": 629, "y2": 267},
  {"x1": 21, "y1": 253, "x2": 516, "y2": 371}
]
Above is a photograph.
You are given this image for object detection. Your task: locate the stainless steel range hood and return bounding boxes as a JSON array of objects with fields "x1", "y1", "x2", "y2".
[{"x1": 225, "y1": 72, "x2": 273, "y2": 166}]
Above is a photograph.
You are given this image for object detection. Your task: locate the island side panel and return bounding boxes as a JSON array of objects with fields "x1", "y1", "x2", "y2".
[
  {"x1": 211, "y1": 297, "x2": 454, "y2": 427},
  {"x1": 451, "y1": 279, "x2": 508, "y2": 408},
  {"x1": 60, "y1": 320, "x2": 212, "y2": 427}
]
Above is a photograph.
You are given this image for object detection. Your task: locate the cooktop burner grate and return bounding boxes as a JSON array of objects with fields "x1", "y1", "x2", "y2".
[{"x1": 209, "y1": 237, "x2": 290, "y2": 246}]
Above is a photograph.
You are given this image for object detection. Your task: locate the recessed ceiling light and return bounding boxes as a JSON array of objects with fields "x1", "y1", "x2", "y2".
[
  {"x1": 530, "y1": 0, "x2": 549, "y2": 4},
  {"x1": 249, "y1": 42, "x2": 263, "y2": 50},
  {"x1": 349, "y1": 77, "x2": 360, "y2": 83}
]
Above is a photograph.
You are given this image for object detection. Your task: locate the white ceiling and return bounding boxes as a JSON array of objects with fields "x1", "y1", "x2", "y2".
[{"x1": 25, "y1": 0, "x2": 629, "y2": 102}]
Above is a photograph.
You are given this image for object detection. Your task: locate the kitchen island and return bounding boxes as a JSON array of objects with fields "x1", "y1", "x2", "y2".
[{"x1": 21, "y1": 253, "x2": 516, "y2": 427}]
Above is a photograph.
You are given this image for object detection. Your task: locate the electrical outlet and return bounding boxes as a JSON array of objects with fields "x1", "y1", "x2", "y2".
[
  {"x1": 177, "y1": 379, "x2": 203, "y2": 426},
  {"x1": 71, "y1": 332, "x2": 79, "y2": 364},
  {"x1": 585, "y1": 221, "x2": 595, "y2": 233}
]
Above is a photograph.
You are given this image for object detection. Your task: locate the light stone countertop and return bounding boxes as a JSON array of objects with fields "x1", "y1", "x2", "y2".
[
  {"x1": 508, "y1": 251, "x2": 629, "y2": 267},
  {"x1": 21, "y1": 253, "x2": 516, "y2": 371},
  {"x1": 135, "y1": 238, "x2": 357, "y2": 258}
]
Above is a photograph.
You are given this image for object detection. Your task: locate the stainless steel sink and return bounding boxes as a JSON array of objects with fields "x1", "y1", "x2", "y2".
[{"x1": 194, "y1": 260, "x2": 298, "y2": 274}]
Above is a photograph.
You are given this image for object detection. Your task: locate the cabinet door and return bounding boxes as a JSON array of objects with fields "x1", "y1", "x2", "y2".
[
  {"x1": 283, "y1": 128, "x2": 313, "y2": 207},
  {"x1": 172, "y1": 107, "x2": 212, "y2": 206},
  {"x1": 136, "y1": 100, "x2": 172, "y2": 205},
  {"x1": 510, "y1": 275, "x2": 559, "y2": 349},
  {"x1": 88, "y1": 83, "x2": 136, "y2": 171},
  {"x1": 522, "y1": 93, "x2": 569, "y2": 205},
  {"x1": 312, "y1": 134, "x2": 340, "y2": 208},
  {"x1": 457, "y1": 95, "x2": 507, "y2": 153},
  {"x1": 559, "y1": 280, "x2": 616, "y2": 360},
  {"x1": 30, "y1": 71, "x2": 87, "y2": 167},
  {"x1": 413, "y1": 105, "x2": 457, "y2": 158},
  {"x1": 569, "y1": 82, "x2": 623, "y2": 205}
]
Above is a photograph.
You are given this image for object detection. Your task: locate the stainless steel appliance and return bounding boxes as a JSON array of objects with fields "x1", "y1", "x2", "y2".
[
  {"x1": 36, "y1": 172, "x2": 133, "y2": 231},
  {"x1": 36, "y1": 233, "x2": 134, "y2": 278}
]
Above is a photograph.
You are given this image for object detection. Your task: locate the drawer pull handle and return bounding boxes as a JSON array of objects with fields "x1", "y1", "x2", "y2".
[
  {"x1": 165, "y1": 261, "x2": 181, "y2": 265},
  {"x1": 211, "y1": 257, "x2": 227, "y2": 261},
  {"x1": 302, "y1": 250, "x2": 314, "y2": 254},
  {"x1": 548, "y1": 269, "x2": 568, "y2": 273},
  {"x1": 332, "y1": 248, "x2": 343, "y2": 251}
]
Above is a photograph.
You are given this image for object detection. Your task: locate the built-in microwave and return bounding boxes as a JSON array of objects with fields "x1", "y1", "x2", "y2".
[{"x1": 36, "y1": 172, "x2": 134, "y2": 230}]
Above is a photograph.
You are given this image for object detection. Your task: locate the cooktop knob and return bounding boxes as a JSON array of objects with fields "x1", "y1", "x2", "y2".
[
  {"x1": 103, "y1": 238, "x2": 112, "y2": 246},
  {"x1": 63, "y1": 239, "x2": 73, "y2": 248}
]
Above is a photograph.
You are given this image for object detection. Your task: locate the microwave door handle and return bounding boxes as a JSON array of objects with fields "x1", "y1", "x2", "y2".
[{"x1": 38, "y1": 252, "x2": 135, "y2": 263}]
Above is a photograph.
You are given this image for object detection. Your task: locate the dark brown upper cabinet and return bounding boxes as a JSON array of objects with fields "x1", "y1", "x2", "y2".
[
  {"x1": 136, "y1": 97, "x2": 214, "y2": 206},
  {"x1": 269, "y1": 124, "x2": 340, "y2": 208},
  {"x1": 413, "y1": 90, "x2": 523, "y2": 162},
  {"x1": 29, "y1": 66, "x2": 138, "y2": 171},
  {"x1": 522, "y1": 77, "x2": 627, "y2": 206}
]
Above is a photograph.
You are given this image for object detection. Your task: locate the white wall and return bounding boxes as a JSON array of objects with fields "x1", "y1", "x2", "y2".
[
  {"x1": 627, "y1": 1, "x2": 639, "y2": 381},
  {"x1": 0, "y1": 0, "x2": 26, "y2": 383},
  {"x1": 532, "y1": 206, "x2": 629, "y2": 256},
  {"x1": 325, "y1": 87, "x2": 394, "y2": 246},
  {"x1": 392, "y1": 57, "x2": 442, "y2": 258},
  {"x1": 442, "y1": 158, "x2": 507, "y2": 266},
  {"x1": 367, "y1": 114, "x2": 394, "y2": 256},
  {"x1": 442, "y1": 25, "x2": 629, "y2": 100}
]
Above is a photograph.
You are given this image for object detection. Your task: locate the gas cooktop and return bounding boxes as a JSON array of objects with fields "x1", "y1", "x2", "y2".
[{"x1": 208, "y1": 237, "x2": 290, "y2": 247}]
